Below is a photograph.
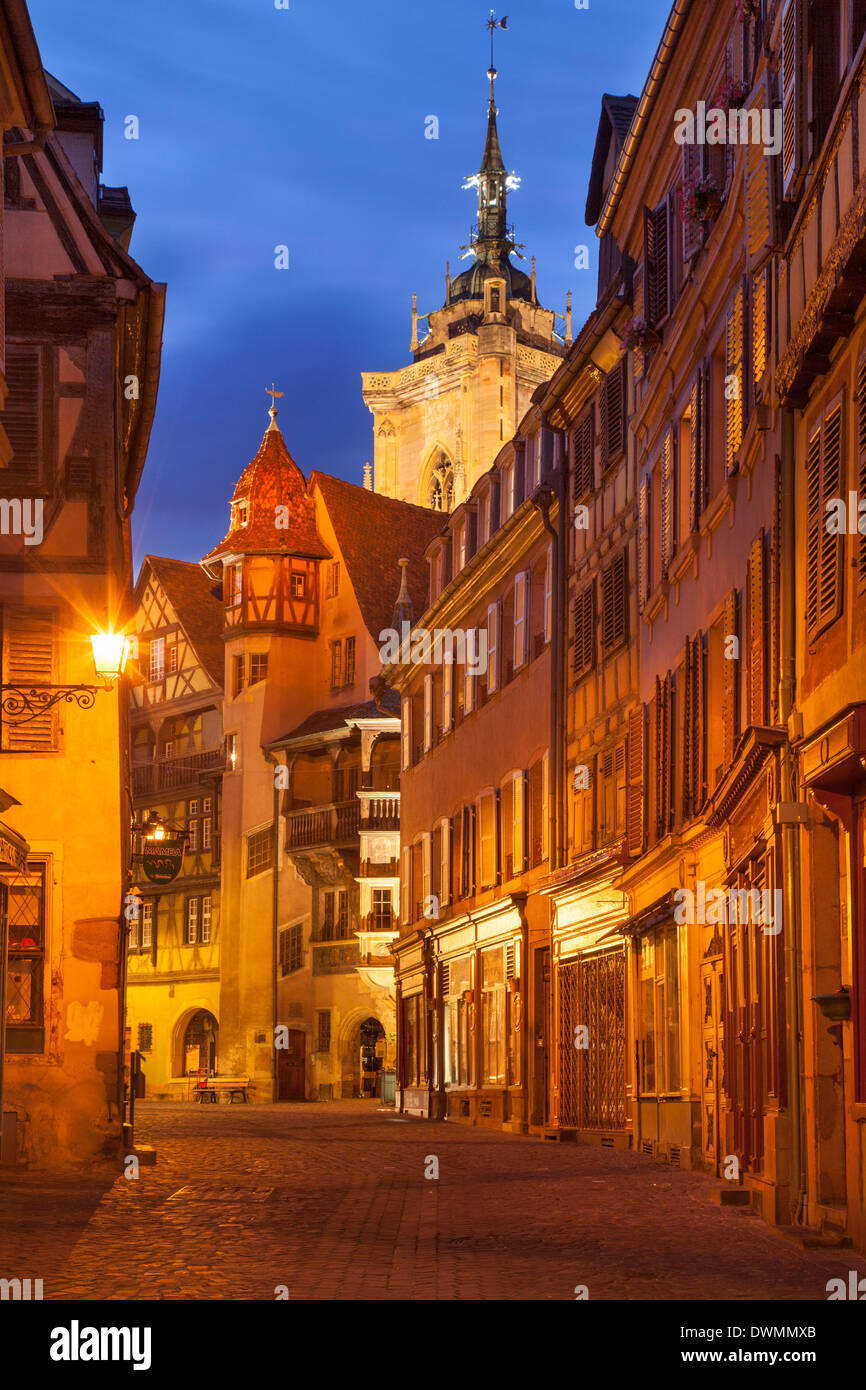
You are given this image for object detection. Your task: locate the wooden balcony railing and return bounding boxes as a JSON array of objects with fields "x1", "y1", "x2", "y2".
[
  {"x1": 286, "y1": 800, "x2": 360, "y2": 851},
  {"x1": 132, "y1": 746, "x2": 226, "y2": 795},
  {"x1": 362, "y1": 794, "x2": 400, "y2": 831}
]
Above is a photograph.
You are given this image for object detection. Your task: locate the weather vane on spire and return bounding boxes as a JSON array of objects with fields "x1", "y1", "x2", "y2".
[
  {"x1": 487, "y1": 10, "x2": 508, "y2": 82},
  {"x1": 265, "y1": 382, "x2": 284, "y2": 424}
]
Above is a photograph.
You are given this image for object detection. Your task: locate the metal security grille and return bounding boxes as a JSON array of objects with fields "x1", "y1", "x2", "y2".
[{"x1": 558, "y1": 948, "x2": 626, "y2": 1130}]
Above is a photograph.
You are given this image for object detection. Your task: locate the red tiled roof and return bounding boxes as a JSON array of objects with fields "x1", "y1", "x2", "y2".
[
  {"x1": 202, "y1": 421, "x2": 330, "y2": 565},
  {"x1": 137, "y1": 555, "x2": 225, "y2": 686},
  {"x1": 266, "y1": 691, "x2": 401, "y2": 747},
  {"x1": 311, "y1": 472, "x2": 443, "y2": 640}
]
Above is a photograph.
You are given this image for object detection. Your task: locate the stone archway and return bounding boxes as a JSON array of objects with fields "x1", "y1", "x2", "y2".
[
  {"x1": 339, "y1": 1010, "x2": 387, "y2": 1098},
  {"x1": 175, "y1": 1007, "x2": 219, "y2": 1077}
]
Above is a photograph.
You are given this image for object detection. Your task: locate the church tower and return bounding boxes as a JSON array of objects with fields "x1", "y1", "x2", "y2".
[{"x1": 362, "y1": 22, "x2": 568, "y2": 511}]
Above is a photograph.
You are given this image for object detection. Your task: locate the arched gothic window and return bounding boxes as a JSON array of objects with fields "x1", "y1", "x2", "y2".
[{"x1": 427, "y1": 453, "x2": 454, "y2": 512}]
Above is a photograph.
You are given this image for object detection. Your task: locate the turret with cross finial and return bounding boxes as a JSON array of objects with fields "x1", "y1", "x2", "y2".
[{"x1": 266, "y1": 382, "x2": 284, "y2": 431}]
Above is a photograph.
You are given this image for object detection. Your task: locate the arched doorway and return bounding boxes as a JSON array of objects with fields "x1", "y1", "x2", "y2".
[
  {"x1": 349, "y1": 1017, "x2": 386, "y2": 1098},
  {"x1": 182, "y1": 1009, "x2": 218, "y2": 1075}
]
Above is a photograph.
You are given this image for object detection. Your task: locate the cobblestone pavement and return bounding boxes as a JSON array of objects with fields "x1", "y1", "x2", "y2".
[{"x1": 1, "y1": 1100, "x2": 864, "y2": 1300}]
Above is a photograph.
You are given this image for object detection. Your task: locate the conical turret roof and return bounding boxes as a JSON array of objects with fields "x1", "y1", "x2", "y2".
[{"x1": 202, "y1": 414, "x2": 330, "y2": 566}]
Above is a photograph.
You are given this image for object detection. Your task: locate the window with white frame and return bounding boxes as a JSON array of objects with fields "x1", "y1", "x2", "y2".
[
  {"x1": 401, "y1": 697, "x2": 412, "y2": 770},
  {"x1": 422, "y1": 832, "x2": 432, "y2": 910},
  {"x1": 149, "y1": 637, "x2": 165, "y2": 682},
  {"x1": 202, "y1": 816, "x2": 212, "y2": 851},
  {"x1": 201, "y1": 895, "x2": 212, "y2": 943},
  {"x1": 141, "y1": 900, "x2": 154, "y2": 950},
  {"x1": 442, "y1": 655, "x2": 453, "y2": 732},
  {"x1": 439, "y1": 817, "x2": 450, "y2": 907},
  {"x1": 185, "y1": 897, "x2": 199, "y2": 945},
  {"x1": 487, "y1": 602, "x2": 501, "y2": 693},
  {"x1": 513, "y1": 571, "x2": 529, "y2": 669},
  {"x1": 512, "y1": 770, "x2": 525, "y2": 875},
  {"x1": 464, "y1": 636, "x2": 476, "y2": 714},
  {"x1": 227, "y1": 561, "x2": 242, "y2": 607},
  {"x1": 187, "y1": 818, "x2": 199, "y2": 853},
  {"x1": 400, "y1": 845, "x2": 411, "y2": 923},
  {"x1": 423, "y1": 674, "x2": 433, "y2": 752}
]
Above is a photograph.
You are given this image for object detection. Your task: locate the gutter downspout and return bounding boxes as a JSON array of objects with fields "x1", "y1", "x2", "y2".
[
  {"x1": 266, "y1": 751, "x2": 282, "y2": 1102},
  {"x1": 780, "y1": 412, "x2": 806, "y2": 1227}
]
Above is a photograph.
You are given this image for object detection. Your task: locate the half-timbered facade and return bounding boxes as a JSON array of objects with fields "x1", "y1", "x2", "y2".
[
  {"x1": 0, "y1": 38, "x2": 164, "y2": 1163},
  {"x1": 127, "y1": 557, "x2": 224, "y2": 1098}
]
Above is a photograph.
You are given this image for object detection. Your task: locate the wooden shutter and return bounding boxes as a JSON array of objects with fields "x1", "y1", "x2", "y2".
[
  {"x1": 744, "y1": 78, "x2": 775, "y2": 267},
  {"x1": 722, "y1": 590, "x2": 739, "y2": 767},
  {"x1": 1, "y1": 606, "x2": 57, "y2": 751},
  {"x1": 632, "y1": 265, "x2": 645, "y2": 378},
  {"x1": 571, "y1": 410, "x2": 593, "y2": 500},
  {"x1": 817, "y1": 402, "x2": 843, "y2": 634},
  {"x1": 3, "y1": 345, "x2": 43, "y2": 484},
  {"x1": 660, "y1": 426, "x2": 676, "y2": 575},
  {"x1": 858, "y1": 354, "x2": 866, "y2": 591},
  {"x1": 644, "y1": 201, "x2": 670, "y2": 328},
  {"x1": 682, "y1": 637, "x2": 695, "y2": 821},
  {"x1": 681, "y1": 138, "x2": 703, "y2": 260},
  {"x1": 748, "y1": 531, "x2": 767, "y2": 727},
  {"x1": 688, "y1": 368, "x2": 705, "y2": 531},
  {"x1": 601, "y1": 358, "x2": 626, "y2": 468},
  {"x1": 626, "y1": 704, "x2": 646, "y2": 856},
  {"x1": 654, "y1": 675, "x2": 666, "y2": 839},
  {"x1": 751, "y1": 267, "x2": 769, "y2": 392},
  {"x1": 601, "y1": 550, "x2": 627, "y2": 654},
  {"x1": 725, "y1": 283, "x2": 745, "y2": 473},
  {"x1": 781, "y1": 0, "x2": 805, "y2": 198},
  {"x1": 572, "y1": 584, "x2": 595, "y2": 679},
  {"x1": 638, "y1": 474, "x2": 651, "y2": 607}
]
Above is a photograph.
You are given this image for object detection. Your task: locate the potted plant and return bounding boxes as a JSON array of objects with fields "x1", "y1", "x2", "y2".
[
  {"x1": 679, "y1": 173, "x2": 722, "y2": 227},
  {"x1": 736, "y1": 0, "x2": 762, "y2": 23},
  {"x1": 620, "y1": 317, "x2": 659, "y2": 354},
  {"x1": 713, "y1": 75, "x2": 751, "y2": 113}
]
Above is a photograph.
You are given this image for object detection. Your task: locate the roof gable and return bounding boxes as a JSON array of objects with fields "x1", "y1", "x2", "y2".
[{"x1": 136, "y1": 555, "x2": 225, "y2": 686}]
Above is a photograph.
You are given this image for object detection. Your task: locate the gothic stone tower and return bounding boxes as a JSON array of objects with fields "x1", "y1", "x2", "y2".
[{"x1": 362, "y1": 58, "x2": 567, "y2": 511}]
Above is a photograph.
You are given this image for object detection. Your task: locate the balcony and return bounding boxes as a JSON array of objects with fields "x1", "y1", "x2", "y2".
[
  {"x1": 312, "y1": 940, "x2": 361, "y2": 975},
  {"x1": 286, "y1": 800, "x2": 360, "y2": 851},
  {"x1": 132, "y1": 746, "x2": 227, "y2": 796},
  {"x1": 361, "y1": 791, "x2": 400, "y2": 831}
]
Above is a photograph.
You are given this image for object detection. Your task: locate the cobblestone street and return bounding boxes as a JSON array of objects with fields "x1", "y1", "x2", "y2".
[{"x1": 1, "y1": 1101, "x2": 864, "y2": 1301}]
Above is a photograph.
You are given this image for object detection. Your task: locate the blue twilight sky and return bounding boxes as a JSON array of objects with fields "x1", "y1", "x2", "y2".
[{"x1": 27, "y1": 0, "x2": 669, "y2": 568}]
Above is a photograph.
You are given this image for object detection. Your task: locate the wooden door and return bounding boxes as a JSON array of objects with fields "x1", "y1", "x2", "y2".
[
  {"x1": 700, "y1": 950, "x2": 724, "y2": 1174},
  {"x1": 277, "y1": 1029, "x2": 306, "y2": 1100}
]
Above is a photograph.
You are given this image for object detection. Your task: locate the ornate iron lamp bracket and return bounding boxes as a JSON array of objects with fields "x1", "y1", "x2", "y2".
[{"x1": 0, "y1": 684, "x2": 102, "y2": 725}]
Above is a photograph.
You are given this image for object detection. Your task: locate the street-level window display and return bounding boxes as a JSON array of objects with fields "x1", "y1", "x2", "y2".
[
  {"x1": 444, "y1": 956, "x2": 472, "y2": 1087},
  {"x1": 638, "y1": 924, "x2": 681, "y2": 1095},
  {"x1": 402, "y1": 993, "x2": 424, "y2": 1088},
  {"x1": 481, "y1": 946, "x2": 506, "y2": 1086},
  {"x1": 6, "y1": 861, "x2": 46, "y2": 1052}
]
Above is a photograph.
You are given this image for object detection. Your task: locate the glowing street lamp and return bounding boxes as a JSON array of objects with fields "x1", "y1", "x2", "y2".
[{"x1": 90, "y1": 632, "x2": 131, "y2": 687}]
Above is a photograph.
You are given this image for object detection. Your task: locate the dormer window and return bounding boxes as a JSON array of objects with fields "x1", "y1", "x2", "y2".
[
  {"x1": 485, "y1": 278, "x2": 505, "y2": 318},
  {"x1": 233, "y1": 500, "x2": 249, "y2": 528},
  {"x1": 478, "y1": 493, "x2": 490, "y2": 547}
]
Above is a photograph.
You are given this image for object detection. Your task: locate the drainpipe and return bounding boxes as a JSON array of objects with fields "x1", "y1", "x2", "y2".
[
  {"x1": 780, "y1": 409, "x2": 806, "y2": 1227},
  {"x1": 266, "y1": 751, "x2": 282, "y2": 1101}
]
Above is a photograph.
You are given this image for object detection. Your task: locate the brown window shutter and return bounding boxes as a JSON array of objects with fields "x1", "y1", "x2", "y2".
[
  {"x1": 751, "y1": 266, "x2": 769, "y2": 391},
  {"x1": 725, "y1": 283, "x2": 745, "y2": 473},
  {"x1": 571, "y1": 410, "x2": 593, "y2": 501},
  {"x1": 781, "y1": 0, "x2": 805, "y2": 198},
  {"x1": 601, "y1": 358, "x2": 626, "y2": 468},
  {"x1": 529, "y1": 761, "x2": 544, "y2": 867},
  {"x1": 681, "y1": 139, "x2": 703, "y2": 261},
  {"x1": 632, "y1": 266, "x2": 645, "y2": 378},
  {"x1": 1, "y1": 606, "x2": 57, "y2": 751},
  {"x1": 626, "y1": 704, "x2": 646, "y2": 856},
  {"x1": 664, "y1": 673, "x2": 675, "y2": 835},
  {"x1": 694, "y1": 631, "x2": 706, "y2": 813},
  {"x1": 654, "y1": 675, "x2": 666, "y2": 839},
  {"x1": 748, "y1": 531, "x2": 767, "y2": 727},
  {"x1": 817, "y1": 402, "x2": 843, "y2": 633},
  {"x1": 572, "y1": 583, "x2": 595, "y2": 680},
  {"x1": 688, "y1": 370, "x2": 702, "y2": 532},
  {"x1": 805, "y1": 422, "x2": 823, "y2": 634},
  {"x1": 638, "y1": 474, "x2": 651, "y2": 609},
  {"x1": 858, "y1": 354, "x2": 866, "y2": 591},
  {"x1": 644, "y1": 201, "x2": 670, "y2": 329},
  {"x1": 4, "y1": 345, "x2": 43, "y2": 485},
  {"x1": 681, "y1": 638, "x2": 694, "y2": 822},
  {"x1": 722, "y1": 590, "x2": 739, "y2": 767},
  {"x1": 744, "y1": 79, "x2": 774, "y2": 267},
  {"x1": 660, "y1": 426, "x2": 676, "y2": 575},
  {"x1": 601, "y1": 550, "x2": 627, "y2": 655}
]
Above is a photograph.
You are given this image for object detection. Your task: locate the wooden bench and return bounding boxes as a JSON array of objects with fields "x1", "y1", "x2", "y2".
[{"x1": 195, "y1": 1076, "x2": 251, "y2": 1104}]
